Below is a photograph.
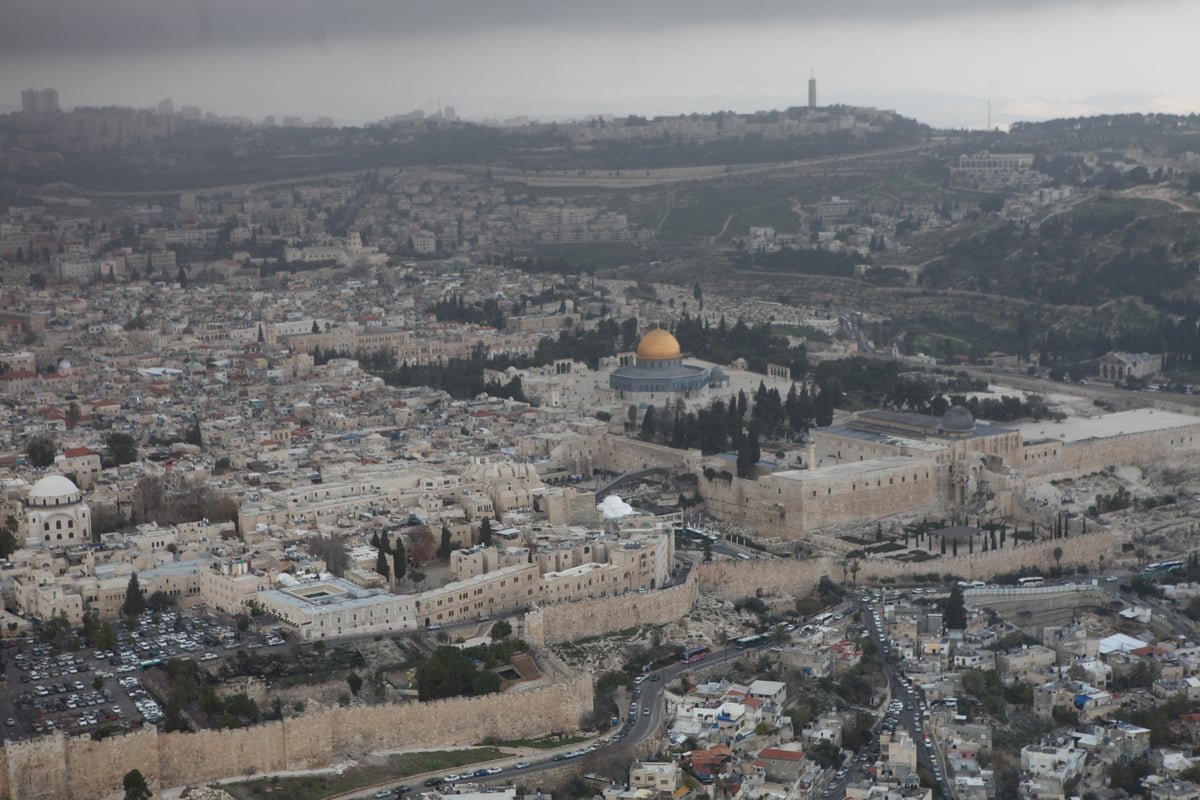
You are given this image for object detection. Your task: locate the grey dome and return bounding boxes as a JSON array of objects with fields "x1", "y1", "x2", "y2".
[{"x1": 941, "y1": 405, "x2": 975, "y2": 433}]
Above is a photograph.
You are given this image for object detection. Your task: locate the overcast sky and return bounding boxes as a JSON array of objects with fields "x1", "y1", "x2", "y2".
[{"x1": 1, "y1": 0, "x2": 1197, "y2": 128}]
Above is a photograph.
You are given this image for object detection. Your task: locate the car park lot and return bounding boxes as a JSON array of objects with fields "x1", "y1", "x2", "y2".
[{"x1": 1, "y1": 608, "x2": 278, "y2": 742}]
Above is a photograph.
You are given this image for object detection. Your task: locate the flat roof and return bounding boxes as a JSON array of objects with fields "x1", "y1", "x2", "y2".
[
  {"x1": 772, "y1": 456, "x2": 933, "y2": 483},
  {"x1": 820, "y1": 424, "x2": 946, "y2": 452},
  {"x1": 545, "y1": 561, "x2": 610, "y2": 579},
  {"x1": 748, "y1": 679, "x2": 787, "y2": 694},
  {"x1": 1016, "y1": 408, "x2": 1200, "y2": 445},
  {"x1": 263, "y1": 576, "x2": 394, "y2": 614},
  {"x1": 140, "y1": 559, "x2": 204, "y2": 579}
]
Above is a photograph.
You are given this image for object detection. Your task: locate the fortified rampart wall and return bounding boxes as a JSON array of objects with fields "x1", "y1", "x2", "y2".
[
  {"x1": 0, "y1": 674, "x2": 593, "y2": 800},
  {"x1": 532, "y1": 571, "x2": 700, "y2": 645},
  {"x1": 696, "y1": 474, "x2": 786, "y2": 532},
  {"x1": 600, "y1": 437, "x2": 703, "y2": 475},
  {"x1": 696, "y1": 530, "x2": 1116, "y2": 601},
  {"x1": 698, "y1": 466, "x2": 945, "y2": 540},
  {"x1": 1022, "y1": 424, "x2": 1200, "y2": 481}
]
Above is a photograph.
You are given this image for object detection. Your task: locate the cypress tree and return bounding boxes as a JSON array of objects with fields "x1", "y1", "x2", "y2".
[
  {"x1": 123, "y1": 573, "x2": 146, "y2": 618},
  {"x1": 393, "y1": 537, "x2": 406, "y2": 581}
]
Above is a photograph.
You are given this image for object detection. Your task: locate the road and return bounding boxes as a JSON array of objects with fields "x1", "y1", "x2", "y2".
[
  {"x1": 858, "y1": 593, "x2": 952, "y2": 800},
  {"x1": 343, "y1": 644, "x2": 756, "y2": 799}
]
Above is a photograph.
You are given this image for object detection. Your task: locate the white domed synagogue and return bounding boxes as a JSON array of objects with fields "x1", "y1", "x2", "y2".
[{"x1": 25, "y1": 474, "x2": 91, "y2": 548}]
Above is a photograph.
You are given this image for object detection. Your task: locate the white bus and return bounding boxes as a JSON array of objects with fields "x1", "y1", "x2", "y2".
[{"x1": 1017, "y1": 576, "x2": 1045, "y2": 588}]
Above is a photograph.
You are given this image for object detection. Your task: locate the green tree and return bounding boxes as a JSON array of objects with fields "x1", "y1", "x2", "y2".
[
  {"x1": 479, "y1": 518, "x2": 493, "y2": 547},
  {"x1": 596, "y1": 670, "x2": 631, "y2": 693},
  {"x1": 123, "y1": 768, "x2": 152, "y2": 800},
  {"x1": 1052, "y1": 546, "x2": 1063, "y2": 575},
  {"x1": 65, "y1": 402, "x2": 81, "y2": 429},
  {"x1": 106, "y1": 432, "x2": 139, "y2": 466},
  {"x1": 640, "y1": 405, "x2": 658, "y2": 441},
  {"x1": 490, "y1": 620, "x2": 512, "y2": 640},
  {"x1": 95, "y1": 621, "x2": 117, "y2": 651},
  {"x1": 183, "y1": 421, "x2": 203, "y2": 447},
  {"x1": 416, "y1": 646, "x2": 501, "y2": 701},
  {"x1": 0, "y1": 515, "x2": 19, "y2": 559},
  {"x1": 808, "y1": 740, "x2": 843, "y2": 769},
  {"x1": 27, "y1": 436, "x2": 56, "y2": 468},
  {"x1": 393, "y1": 537, "x2": 407, "y2": 581},
  {"x1": 347, "y1": 672, "x2": 363, "y2": 696},
  {"x1": 943, "y1": 583, "x2": 968, "y2": 630},
  {"x1": 122, "y1": 572, "x2": 146, "y2": 618},
  {"x1": 436, "y1": 524, "x2": 453, "y2": 560},
  {"x1": 770, "y1": 623, "x2": 792, "y2": 648},
  {"x1": 374, "y1": 548, "x2": 390, "y2": 581}
]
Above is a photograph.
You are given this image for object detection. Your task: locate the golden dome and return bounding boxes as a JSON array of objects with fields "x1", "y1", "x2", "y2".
[{"x1": 636, "y1": 328, "x2": 682, "y2": 360}]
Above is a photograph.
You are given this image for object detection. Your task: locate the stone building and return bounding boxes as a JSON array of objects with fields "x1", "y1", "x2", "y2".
[
  {"x1": 1098, "y1": 351, "x2": 1160, "y2": 383},
  {"x1": 260, "y1": 528, "x2": 674, "y2": 640},
  {"x1": 23, "y1": 475, "x2": 91, "y2": 549},
  {"x1": 609, "y1": 328, "x2": 710, "y2": 401}
]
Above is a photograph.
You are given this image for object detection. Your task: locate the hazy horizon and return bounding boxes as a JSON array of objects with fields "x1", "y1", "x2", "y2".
[{"x1": 1, "y1": 0, "x2": 1197, "y2": 130}]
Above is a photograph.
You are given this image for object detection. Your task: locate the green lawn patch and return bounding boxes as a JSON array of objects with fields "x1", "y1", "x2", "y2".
[
  {"x1": 499, "y1": 735, "x2": 587, "y2": 749},
  {"x1": 225, "y1": 747, "x2": 510, "y2": 800},
  {"x1": 890, "y1": 550, "x2": 937, "y2": 563}
]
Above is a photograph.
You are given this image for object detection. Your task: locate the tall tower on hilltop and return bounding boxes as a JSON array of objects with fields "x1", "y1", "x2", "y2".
[
  {"x1": 808, "y1": 72, "x2": 817, "y2": 109},
  {"x1": 21, "y1": 88, "x2": 59, "y2": 114}
]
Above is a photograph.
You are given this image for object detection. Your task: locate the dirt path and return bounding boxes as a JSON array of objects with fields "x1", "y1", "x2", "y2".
[{"x1": 710, "y1": 212, "x2": 736, "y2": 244}]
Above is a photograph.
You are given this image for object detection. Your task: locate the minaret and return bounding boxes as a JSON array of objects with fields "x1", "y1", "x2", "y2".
[{"x1": 808, "y1": 71, "x2": 817, "y2": 109}]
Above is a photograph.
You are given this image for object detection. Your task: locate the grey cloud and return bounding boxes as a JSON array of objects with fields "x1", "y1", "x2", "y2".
[{"x1": 0, "y1": 0, "x2": 1154, "y2": 54}]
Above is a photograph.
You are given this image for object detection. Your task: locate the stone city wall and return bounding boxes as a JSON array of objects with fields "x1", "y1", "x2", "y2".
[
  {"x1": 1022, "y1": 424, "x2": 1200, "y2": 481},
  {"x1": 697, "y1": 474, "x2": 786, "y2": 532},
  {"x1": 696, "y1": 529, "x2": 1116, "y2": 602},
  {"x1": 600, "y1": 437, "x2": 703, "y2": 475},
  {"x1": 0, "y1": 674, "x2": 593, "y2": 800},
  {"x1": 699, "y1": 467, "x2": 944, "y2": 539},
  {"x1": 536, "y1": 571, "x2": 700, "y2": 644}
]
